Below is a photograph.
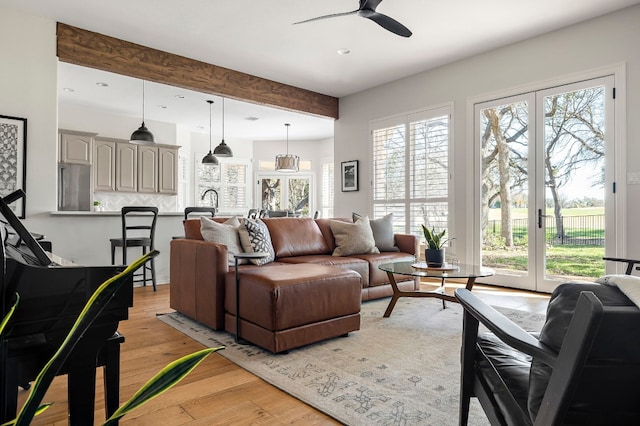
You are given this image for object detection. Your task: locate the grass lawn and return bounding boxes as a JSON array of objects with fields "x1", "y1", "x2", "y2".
[{"x1": 483, "y1": 245, "x2": 605, "y2": 278}]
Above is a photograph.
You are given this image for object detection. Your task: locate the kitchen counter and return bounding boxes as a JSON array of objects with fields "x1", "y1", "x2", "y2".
[{"x1": 50, "y1": 211, "x2": 184, "y2": 217}]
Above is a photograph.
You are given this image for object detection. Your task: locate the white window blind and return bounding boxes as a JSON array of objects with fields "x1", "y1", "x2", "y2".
[
  {"x1": 195, "y1": 157, "x2": 250, "y2": 215},
  {"x1": 321, "y1": 161, "x2": 334, "y2": 218},
  {"x1": 371, "y1": 106, "x2": 451, "y2": 238}
]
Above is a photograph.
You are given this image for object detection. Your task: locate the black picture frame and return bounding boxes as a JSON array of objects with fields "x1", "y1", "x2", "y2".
[
  {"x1": 341, "y1": 160, "x2": 359, "y2": 192},
  {"x1": 0, "y1": 115, "x2": 27, "y2": 218}
]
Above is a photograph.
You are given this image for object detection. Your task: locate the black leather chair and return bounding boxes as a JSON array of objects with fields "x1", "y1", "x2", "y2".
[
  {"x1": 456, "y1": 283, "x2": 640, "y2": 425},
  {"x1": 110, "y1": 206, "x2": 158, "y2": 291},
  {"x1": 184, "y1": 206, "x2": 216, "y2": 220}
]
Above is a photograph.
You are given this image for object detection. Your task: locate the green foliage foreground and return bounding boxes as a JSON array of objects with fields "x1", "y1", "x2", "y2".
[{"x1": 1, "y1": 250, "x2": 224, "y2": 426}]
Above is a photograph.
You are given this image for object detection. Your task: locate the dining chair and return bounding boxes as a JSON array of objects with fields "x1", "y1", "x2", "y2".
[
  {"x1": 109, "y1": 206, "x2": 158, "y2": 291},
  {"x1": 184, "y1": 206, "x2": 216, "y2": 220}
]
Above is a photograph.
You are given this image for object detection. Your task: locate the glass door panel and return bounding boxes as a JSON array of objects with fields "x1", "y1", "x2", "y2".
[{"x1": 477, "y1": 94, "x2": 536, "y2": 290}]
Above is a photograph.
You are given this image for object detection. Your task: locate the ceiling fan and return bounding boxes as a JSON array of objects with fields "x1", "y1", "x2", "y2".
[{"x1": 293, "y1": 0, "x2": 412, "y2": 38}]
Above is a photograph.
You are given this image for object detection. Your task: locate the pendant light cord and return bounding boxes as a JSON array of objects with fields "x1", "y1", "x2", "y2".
[
  {"x1": 222, "y1": 98, "x2": 225, "y2": 142},
  {"x1": 142, "y1": 80, "x2": 146, "y2": 123},
  {"x1": 209, "y1": 100, "x2": 213, "y2": 151}
]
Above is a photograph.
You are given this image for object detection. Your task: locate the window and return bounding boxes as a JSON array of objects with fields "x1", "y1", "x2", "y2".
[
  {"x1": 321, "y1": 161, "x2": 334, "y2": 218},
  {"x1": 195, "y1": 157, "x2": 251, "y2": 215},
  {"x1": 371, "y1": 105, "x2": 451, "y2": 239}
]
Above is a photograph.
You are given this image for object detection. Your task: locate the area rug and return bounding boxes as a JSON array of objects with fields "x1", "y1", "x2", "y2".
[{"x1": 157, "y1": 298, "x2": 545, "y2": 425}]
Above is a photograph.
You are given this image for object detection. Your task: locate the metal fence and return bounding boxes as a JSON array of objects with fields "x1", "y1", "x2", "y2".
[{"x1": 487, "y1": 214, "x2": 604, "y2": 246}]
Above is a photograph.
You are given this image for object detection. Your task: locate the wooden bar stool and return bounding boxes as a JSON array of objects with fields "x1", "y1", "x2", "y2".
[{"x1": 110, "y1": 206, "x2": 158, "y2": 291}]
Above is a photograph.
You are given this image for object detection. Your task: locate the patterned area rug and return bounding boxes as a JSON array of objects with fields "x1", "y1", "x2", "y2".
[{"x1": 157, "y1": 297, "x2": 545, "y2": 425}]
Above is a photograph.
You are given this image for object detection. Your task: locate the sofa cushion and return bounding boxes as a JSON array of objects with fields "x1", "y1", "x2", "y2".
[
  {"x1": 353, "y1": 212, "x2": 400, "y2": 252},
  {"x1": 328, "y1": 216, "x2": 380, "y2": 256},
  {"x1": 200, "y1": 216, "x2": 245, "y2": 266},
  {"x1": 262, "y1": 217, "x2": 330, "y2": 258},
  {"x1": 238, "y1": 218, "x2": 275, "y2": 265},
  {"x1": 278, "y1": 254, "x2": 370, "y2": 286}
]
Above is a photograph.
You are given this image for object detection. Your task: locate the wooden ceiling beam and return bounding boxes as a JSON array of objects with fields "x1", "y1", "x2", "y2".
[{"x1": 56, "y1": 23, "x2": 339, "y2": 120}]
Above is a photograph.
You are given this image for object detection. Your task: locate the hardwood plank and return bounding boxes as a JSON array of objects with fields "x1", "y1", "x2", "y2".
[
  {"x1": 56, "y1": 23, "x2": 339, "y2": 120},
  {"x1": 16, "y1": 282, "x2": 547, "y2": 425}
]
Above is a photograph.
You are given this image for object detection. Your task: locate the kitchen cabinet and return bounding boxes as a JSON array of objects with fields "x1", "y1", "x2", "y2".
[
  {"x1": 115, "y1": 142, "x2": 137, "y2": 192},
  {"x1": 94, "y1": 137, "x2": 117, "y2": 191},
  {"x1": 159, "y1": 146, "x2": 179, "y2": 194},
  {"x1": 59, "y1": 130, "x2": 96, "y2": 165},
  {"x1": 137, "y1": 145, "x2": 158, "y2": 193}
]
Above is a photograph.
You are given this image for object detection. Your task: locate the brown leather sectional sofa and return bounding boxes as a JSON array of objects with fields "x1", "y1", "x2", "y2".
[{"x1": 169, "y1": 217, "x2": 419, "y2": 352}]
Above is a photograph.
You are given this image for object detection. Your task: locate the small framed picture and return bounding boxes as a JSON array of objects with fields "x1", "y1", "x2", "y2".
[{"x1": 341, "y1": 160, "x2": 359, "y2": 192}]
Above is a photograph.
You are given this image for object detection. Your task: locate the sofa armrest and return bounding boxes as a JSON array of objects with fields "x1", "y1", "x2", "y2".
[
  {"x1": 394, "y1": 233, "x2": 419, "y2": 255},
  {"x1": 170, "y1": 239, "x2": 229, "y2": 330}
]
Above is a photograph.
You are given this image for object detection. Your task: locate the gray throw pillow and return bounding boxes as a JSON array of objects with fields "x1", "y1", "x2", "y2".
[
  {"x1": 238, "y1": 218, "x2": 275, "y2": 265},
  {"x1": 200, "y1": 216, "x2": 245, "y2": 266},
  {"x1": 329, "y1": 216, "x2": 380, "y2": 256},
  {"x1": 353, "y1": 212, "x2": 399, "y2": 252}
]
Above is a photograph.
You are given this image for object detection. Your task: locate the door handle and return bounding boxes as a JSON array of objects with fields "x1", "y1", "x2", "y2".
[{"x1": 537, "y1": 209, "x2": 549, "y2": 229}]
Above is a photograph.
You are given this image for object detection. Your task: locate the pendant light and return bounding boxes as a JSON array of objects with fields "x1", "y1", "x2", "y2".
[
  {"x1": 130, "y1": 80, "x2": 155, "y2": 144},
  {"x1": 202, "y1": 100, "x2": 219, "y2": 165},
  {"x1": 275, "y1": 123, "x2": 299, "y2": 172},
  {"x1": 213, "y1": 97, "x2": 233, "y2": 157}
]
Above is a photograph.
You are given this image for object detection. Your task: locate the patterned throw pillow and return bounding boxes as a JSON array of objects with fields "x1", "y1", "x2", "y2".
[
  {"x1": 238, "y1": 218, "x2": 275, "y2": 265},
  {"x1": 352, "y1": 212, "x2": 399, "y2": 252},
  {"x1": 329, "y1": 216, "x2": 380, "y2": 256},
  {"x1": 200, "y1": 216, "x2": 245, "y2": 266}
]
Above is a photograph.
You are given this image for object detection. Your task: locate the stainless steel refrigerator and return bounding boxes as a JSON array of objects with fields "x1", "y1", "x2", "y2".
[{"x1": 58, "y1": 163, "x2": 91, "y2": 211}]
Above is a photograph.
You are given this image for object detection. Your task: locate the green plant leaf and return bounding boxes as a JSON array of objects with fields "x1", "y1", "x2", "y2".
[
  {"x1": 15, "y1": 250, "x2": 159, "y2": 425},
  {"x1": 0, "y1": 293, "x2": 19, "y2": 335},
  {"x1": 103, "y1": 346, "x2": 224, "y2": 425},
  {"x1": 1, "y1": 404, "x2": 52, "y2": 426}
]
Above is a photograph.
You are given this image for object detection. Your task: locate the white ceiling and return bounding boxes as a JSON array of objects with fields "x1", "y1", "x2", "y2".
[{"x1": 3, "y1": 0, "x2": 639, "y2": 140}]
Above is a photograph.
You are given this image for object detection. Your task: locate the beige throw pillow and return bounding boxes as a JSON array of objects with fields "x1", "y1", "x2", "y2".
[
  {"x1": 352, "y1": 212, "x2": 400, "y2": 252},
  {"x1": 200, "y1": 216, "x2": 245, "y2": 265},
  {"x1": 329, "y1": 216, "x2": 380, "y2": 256}
]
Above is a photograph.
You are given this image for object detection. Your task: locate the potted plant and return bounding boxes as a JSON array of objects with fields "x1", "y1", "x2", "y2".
[{"x1": 421, "y1": 225, "x2": 453, "y2": 267}]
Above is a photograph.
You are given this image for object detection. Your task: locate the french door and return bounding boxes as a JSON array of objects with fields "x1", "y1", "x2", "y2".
[
  {"x1": 256, "y1": 173, "x2": 313, "y2": 217},
  {"x1": 475, "y1": 76, "x2": 615, "y2": 292}
]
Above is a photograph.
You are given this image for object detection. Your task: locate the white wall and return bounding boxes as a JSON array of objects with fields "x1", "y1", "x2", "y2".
[{"x1": 335, "y1": 5, "x2": 640, "y2": 262}]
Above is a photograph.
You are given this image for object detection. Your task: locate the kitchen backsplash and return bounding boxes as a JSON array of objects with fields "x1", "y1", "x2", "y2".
[{"x1": 94, "y1": 192, "x2": 178, "y2": 212}]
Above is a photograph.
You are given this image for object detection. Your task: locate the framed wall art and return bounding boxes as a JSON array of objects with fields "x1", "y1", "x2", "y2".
[
  {"x1": 341, "y1": 160, "x2": 359, "y2": 192},
  {"x1": 0, "y1": 115, "x2": 27, "y2": 218}
]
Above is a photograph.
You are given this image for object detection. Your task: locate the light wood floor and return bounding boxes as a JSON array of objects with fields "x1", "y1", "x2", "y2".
[{"x1": 18, "y1": 282, "x2": 549, "y2": 425}]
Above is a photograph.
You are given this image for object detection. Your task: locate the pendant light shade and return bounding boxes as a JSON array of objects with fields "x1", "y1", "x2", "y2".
[
  {"x1": 202, "y1": 100, "x2": 219, "y2": 165},
  {"x1": 130, "y1": 80, "x2": 155, "y2": 144},
  {"x1": 213, "y1": 98, "x2": 233, "y2": 157},
  {"x1": 275, "y1": 123, "x2": 299, "y2": 172}
]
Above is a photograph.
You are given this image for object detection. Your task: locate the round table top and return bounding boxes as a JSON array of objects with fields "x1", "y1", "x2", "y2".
[{"x1": 378, "y1": 261, "x2": 494, "y2": 279}]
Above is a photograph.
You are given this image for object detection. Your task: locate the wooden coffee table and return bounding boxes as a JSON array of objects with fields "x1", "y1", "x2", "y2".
[{"x1": 378, "y1": 261, "x2": 494, "y2": 317}]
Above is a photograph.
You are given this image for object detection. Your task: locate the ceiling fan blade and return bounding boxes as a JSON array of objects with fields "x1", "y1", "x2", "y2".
[
  {"x1": 293, "y1": 10, "x2": 358, "y2": 25},
  {"x1": 365, "y1": 12, "x2": 412, "y2": 37},
  {"x1": 360, "y1": 0, "x2": 383, "y2": 11}
]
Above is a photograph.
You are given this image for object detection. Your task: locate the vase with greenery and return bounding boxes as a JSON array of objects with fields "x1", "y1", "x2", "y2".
[{"x1": 421, "y1": 225, "x2": 453, "y2": 267}]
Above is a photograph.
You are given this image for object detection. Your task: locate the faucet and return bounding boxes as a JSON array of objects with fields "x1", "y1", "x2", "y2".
[{"x1": 201, "y1": 188, "x2": 219, "y2": 212}]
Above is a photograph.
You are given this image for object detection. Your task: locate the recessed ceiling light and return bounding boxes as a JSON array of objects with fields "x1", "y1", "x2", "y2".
[
  {"x1": 158, "y1": 105, "x2": 167, "y2": 109},
  {"x1": 63, "y1": 87, "x2": 75, "y2": 92},
  {"x1": 337, "y1": 48, "x2": 351, "y2": 55},
  {"x1": 96, "y1": 82, "x2": 109, "y2": 87},
  {"x1": 175, "y1": 95, "x2": 185, "y2": 99},
  {"x1": 244, "y1": 116, "x2": 259, "y2": 121}
]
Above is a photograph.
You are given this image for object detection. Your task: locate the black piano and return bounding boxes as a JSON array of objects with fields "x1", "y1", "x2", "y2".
[{"x1": 0, "y1": 191, "x2": 132, "y2": 425}]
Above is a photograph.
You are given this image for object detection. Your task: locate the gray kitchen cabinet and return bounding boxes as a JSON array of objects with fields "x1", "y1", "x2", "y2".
[
  {"x1": 59, "y1": 129, "x2": 96, "y2": 165},
  {"x1": 93, "y1": 137, "x2": 117, "y2": 191}
]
